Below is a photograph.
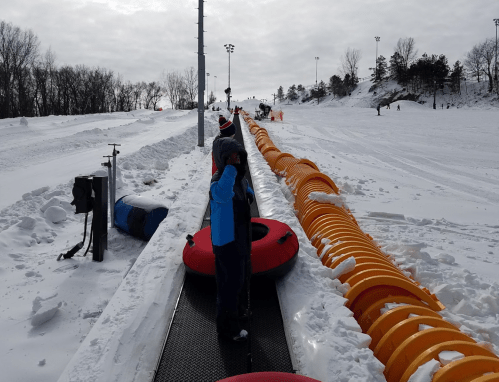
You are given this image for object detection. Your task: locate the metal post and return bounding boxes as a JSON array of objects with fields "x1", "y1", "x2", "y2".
[
  {"x1": 108, "y1": 144, "x2": 120, "y2": 228},
  {"x1": 224, "y1": 44, "x2": 234, "y2": 110},
  {"x1": 92, "y1": 176, "x2": 107, "y2": 262},
  {"x1": 197, "y1": 0, "x2": 205, "y2": 147},
  {"x1": 112, "y1": 154, "x2": 116, "y2": 225},
  {"x1": 102, "y1": 156, "x2": 113, "y2": 227}
]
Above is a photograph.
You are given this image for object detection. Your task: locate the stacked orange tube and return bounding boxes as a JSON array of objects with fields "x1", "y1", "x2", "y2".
[{"x1": 239, "y1": 111, "x2": 499, "y2": 382}]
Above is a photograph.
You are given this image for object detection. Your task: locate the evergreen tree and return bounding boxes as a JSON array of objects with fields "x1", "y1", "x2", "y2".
[
  {"x1": 389, "y1": 52, "x2": 407, "y2": 84},
  {"x1": 297, "y1": 84, "x2": 305, "y2": 92},
  {"x1": 343, "y1": 74, "x2": 356, "y2": 95},
  {"x1": 370, "y1": 55, "x2": 388, "y2": 83},
  {"x1": 277, "y1": 86, "x2": 285, "y2": 102},
  {"x1": 286, "y1": 84, "x2": 298, "y2": 100},
  {"x1": 328, "y1": 75, "x2": 344, "y2": 97},
  {"x1": 406, "y1": 53, "x2": 449, "y2": 94},
  {"x1": 311, "y1": 80, "x2": 327, "y2": 103}
]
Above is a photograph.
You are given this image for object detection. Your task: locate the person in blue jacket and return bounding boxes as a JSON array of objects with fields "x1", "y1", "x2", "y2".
[{"x1": 210, "y1": 137, "x2": 255, "y2": 342}]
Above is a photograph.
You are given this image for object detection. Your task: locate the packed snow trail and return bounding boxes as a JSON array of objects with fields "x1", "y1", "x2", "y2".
[
  {"x1": 153, "y1": 114, "x2": 295, "y2": 381},
  {"x1": 0, "y1": 110, "x2": 193, "y2": 210}
]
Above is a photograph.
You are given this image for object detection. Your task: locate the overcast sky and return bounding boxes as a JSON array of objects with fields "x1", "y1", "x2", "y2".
[{"x1": 1, "y1": 0, "x2": 497, "y2": 104}]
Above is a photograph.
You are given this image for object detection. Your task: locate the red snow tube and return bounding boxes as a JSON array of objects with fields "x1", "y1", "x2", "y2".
[
  {"x1": 183, "y1": 218, "x2": 299, "y2": 277},
  {"x1": 217, "y1": 372, "x2": 320, "y2": 382}
]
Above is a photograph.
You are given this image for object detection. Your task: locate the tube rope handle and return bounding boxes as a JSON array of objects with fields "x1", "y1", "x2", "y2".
[
  {"x1": 186, "y1": 234, "x2": 195, "y2": 248},
  {"x1": 277, "y1": 231, "x2": 293, "y2": 244}
]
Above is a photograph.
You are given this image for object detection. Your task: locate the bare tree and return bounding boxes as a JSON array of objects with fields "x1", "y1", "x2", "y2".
[
  {"x1": 395, "y1": 37, "x2": 418, "y2": 71},
  {"x1": 0, "y1": 21, "x2": 40, "y2": 118},
  {"x1": 183, "y1": 66, "x2": 197, "y2": 106},
  {"x1": 143, "y1": 81, "x2": 163, "y2": 110},
  {"x1": 132, "y1": 81, "x2": 146, "y2": 110},
  {"x1": 340, "y1": 47, "x2": 362, "y2": 83},
  {"x1": 464, "y1": 43, "x2": 485, "y2": 82},
  {"x1": 480, "y1": 38, "x2": 496, "y2": 92},
  {"x1": 162, "y1": 70, "x2": 184, "y2": 109}
]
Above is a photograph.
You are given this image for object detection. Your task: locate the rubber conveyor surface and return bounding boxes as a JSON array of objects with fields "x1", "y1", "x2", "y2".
[{"x1": 153, "y1": 115, "x2": 294, "y2": 381}]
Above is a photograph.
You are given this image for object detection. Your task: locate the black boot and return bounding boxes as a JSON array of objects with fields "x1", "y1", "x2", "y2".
[{"x1": 218, "y1": 311, "x2": 248, "y2": 342}]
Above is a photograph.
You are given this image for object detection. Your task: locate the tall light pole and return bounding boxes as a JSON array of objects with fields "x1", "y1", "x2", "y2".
[
  {"x1": 197, "y1": 0, "x2": 205, "y2": 147},
  {"x1": 315, "y1": 57, "x2": 319, "y2": 86},
  {"x1": 206, "y1": 72, "x2": 210, "y2": 107},
  {"x1": 375, "y1": 36, "x2": 380, "y2": 81},
  {"x1": 494, "y1": 19, "x2": 498, "y2": 90},
  {"x1": 224, "y1": 43, "x2": 234, "y2": 110},
  {"x1": 214, "y1": 75, "x2": 217, "y2": 103}
]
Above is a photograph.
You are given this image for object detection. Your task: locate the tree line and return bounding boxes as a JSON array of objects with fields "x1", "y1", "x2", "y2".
[
  {"x1": 0, "y1": 20, "x2": 208, "y2": 120},
  {"x1": 277, "y1": 36, "x2": 498, "y2": 103},
  {"x1": 161, "y1": 67, "x2": 215, "y2": 110}
]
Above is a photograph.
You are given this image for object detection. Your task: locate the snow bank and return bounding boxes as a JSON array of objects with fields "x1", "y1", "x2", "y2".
[
  {"x1": 240, "y1": 117, "x2": 385, "y2": 382},
  {"x1": 58, "y1": 151, "x2": 213, "y2": 382}
]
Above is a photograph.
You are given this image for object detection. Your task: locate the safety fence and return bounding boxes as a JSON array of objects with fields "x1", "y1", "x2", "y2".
[{"x1": 238, "y1": 110, "x2": 499, "y2": 382}]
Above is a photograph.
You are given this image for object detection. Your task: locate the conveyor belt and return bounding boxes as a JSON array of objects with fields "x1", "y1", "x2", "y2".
[{"x1": 153, "y1": 114, "x2": 294, "y2": 382}]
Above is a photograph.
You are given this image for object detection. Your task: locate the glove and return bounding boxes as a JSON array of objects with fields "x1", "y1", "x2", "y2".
[{"x1": 226, "y1": 152, "x2": 240, "y2": 165}]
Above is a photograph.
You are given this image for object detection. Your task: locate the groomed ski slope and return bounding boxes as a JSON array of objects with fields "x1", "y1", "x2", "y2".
[{"x1": 0, "y1": 94, "x2": 498, "y2": 382}]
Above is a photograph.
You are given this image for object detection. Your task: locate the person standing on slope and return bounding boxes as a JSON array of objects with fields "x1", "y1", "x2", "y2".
[{"x1": 210, "y1": 137, "x2": 255, "y2": 342}]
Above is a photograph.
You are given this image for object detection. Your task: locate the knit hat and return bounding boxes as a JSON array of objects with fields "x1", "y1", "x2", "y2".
[
  {"x1": 219, "y1": 120, "x2": 236, "y2": 137},
  {"x1": 218, "y1": 115, "x2": 227, "y2": 125}
]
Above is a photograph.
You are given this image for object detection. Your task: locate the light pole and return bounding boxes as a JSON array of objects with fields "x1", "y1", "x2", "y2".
[
  {"x1": 214, "y1": 75, "x2": 217, "y2": 103},
  {"x1": 494, "y1": 19, "x2": 498, "y2": 90},
  {"x1": 315, "y1": 57, "x2": 319, "y2": 86},
  {"x1": 197, "y1": 0, "x2": 205, "y2": 147},
  {"x1": 224, "y1": 43, "x2": 234, "y2": 110},
  {"x1": 206, "y1": 72, "x2": 210, "y2": 108},
  {"x1": 375, "y1": 36, "x2": 380, "y2": 81}
]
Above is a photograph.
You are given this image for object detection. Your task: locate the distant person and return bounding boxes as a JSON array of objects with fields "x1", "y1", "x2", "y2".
[
  {"x1": 210, "y1": 137, "x2": 254, "y2": 342},
  {"x1": 386, "y1": 104, "x2": 390, "y2": 109},
  {"x1": 377, "y1": 104, "x2": 381, "y2": 116},
  {"x1": 397, "y1": 104, "x2": 400, "y2": 111}
]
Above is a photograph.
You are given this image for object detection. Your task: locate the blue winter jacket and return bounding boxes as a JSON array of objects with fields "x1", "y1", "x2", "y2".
[{"x1": 210, "y1": 137, "x2": 254, "y2": 247}]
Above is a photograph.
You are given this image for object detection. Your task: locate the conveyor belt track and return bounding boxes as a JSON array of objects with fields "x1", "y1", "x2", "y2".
[{"x1": 153, "y1": 114, "x2": 293, "y2": 382}]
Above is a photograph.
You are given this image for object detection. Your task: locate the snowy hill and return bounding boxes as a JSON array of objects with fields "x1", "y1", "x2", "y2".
[
  {"x1": 278, "y1": 79, "x2": 499, "y2": 110},
  {"x1": 1, "y1": 102, "x2": 498, "y2": 382}
]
